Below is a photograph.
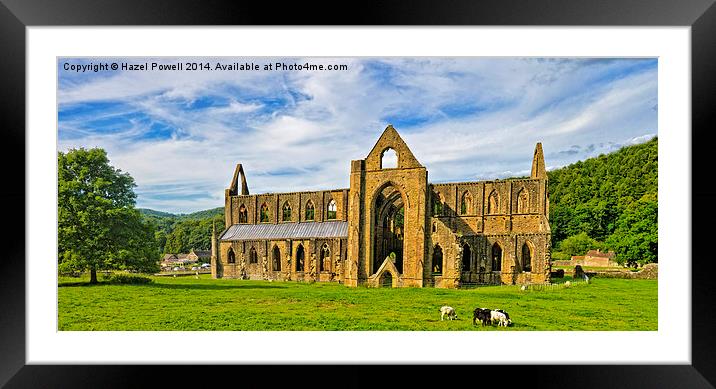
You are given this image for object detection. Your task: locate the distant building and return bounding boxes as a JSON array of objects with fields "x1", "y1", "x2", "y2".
[
  {"x1": 187, "y1": 249, "x2": 211, "y2": 262},
  {"x1": 571, "y1": 249, "x2": 617, "y2": 267},
  {"x1": 161, "y1": 249, "x2": 211, "y2": 270}
]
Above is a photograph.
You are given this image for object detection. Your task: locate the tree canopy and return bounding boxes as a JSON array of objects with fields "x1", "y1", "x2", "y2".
[{"x1": 58, "y1": 148, "x2": 159, "y2": 283}]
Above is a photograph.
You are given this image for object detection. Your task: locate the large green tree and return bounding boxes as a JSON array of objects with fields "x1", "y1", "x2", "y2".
[
  {"x1": 58, "y1": 148, "x2": 159, "y2": 283},
  {"x1": 606, "y1": 192, "x2": 658, "y2": 267}
]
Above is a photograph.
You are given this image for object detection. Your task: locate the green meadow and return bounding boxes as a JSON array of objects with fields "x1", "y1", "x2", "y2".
[{"x1": 58, "y1": 275, "x2": 657, "y2": 331}]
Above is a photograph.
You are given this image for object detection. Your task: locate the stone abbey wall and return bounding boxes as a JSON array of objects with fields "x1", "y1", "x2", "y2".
[
  {"x1": 225, "y1": 189, "x2": 349, "y2": 227},
  {"x1": 427, "y1": 177, "x2": 551, "y2": 286},
  {"x1": 216, "y1": 238, "x2": 347, "y2": 282}
]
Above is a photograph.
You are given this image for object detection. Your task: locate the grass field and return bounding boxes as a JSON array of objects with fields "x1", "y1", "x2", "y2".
[{"x1": 58, "y1": 274, "x2": 657, "y2": 331}]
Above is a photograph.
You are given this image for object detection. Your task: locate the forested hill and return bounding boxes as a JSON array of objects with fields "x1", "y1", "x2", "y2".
[
  {"x1": 139, "y1": 207, "x2": 225, "y2": 255},
  {"x1": 138, "y1": 207, "x2": 224, "y2": 220},
  {"x1": 548, "y1": 137, "x2": 657, "y2": 266}
]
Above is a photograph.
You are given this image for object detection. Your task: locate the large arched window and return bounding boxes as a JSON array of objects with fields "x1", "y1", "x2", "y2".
[
  {"x1": 260, "y1": 203, "x2": 269, "y2": 222},
  {"x1": 249, "y1": 246, "x2": 258, "y2": 264},
  {"x1": 227, "y1": 247, "x2": 236, "y2": 264},
  {"x1": 238, "y1": 204, "x2": 247, "y2": 224},
  {"x1": 432, "y1": 245, "x2": 443, "y2": 275},
  {"x1": 522, "y1": 243, "x2": 532, "y2": 272},
  {"x1": 295, "y1": 244, "x2": 305, "y2": 272},
  {"x1": 461, "y1": 191, "x2": 472, "y2": 215},
  {"x1": 462, "y1": 243, "x2": 471, "y2": 272},
  {"x1": 282, "y1": 201, "x2": 292, "y2": 222},
  {"x1": 305, "y1": 200, "x2": 315, "y2": 221},
  {"x1": 327, "y1": 199, "x2": 337, "y2": 220},
  {"x1": 517, "y1": 188, "x2": 529, "y2": 214},
  {"x1": 491, "y1": 242, "x2": 502, "y2": 271},
  {"x1": 272, "y1": 245, "x2": 281, "y2": 271},
  {"x1": 320, "y1": 243, "x2": 330, "y2": 272},
  {"x1": 488, "y1": 190, "x2": 499, "y2": 215},
  {"x1": 381, "y1": 147, "x2": 398, "y2": 169}
]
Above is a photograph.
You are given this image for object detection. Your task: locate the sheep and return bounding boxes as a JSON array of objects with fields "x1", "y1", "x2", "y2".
[
  {"x1": 472, "y1": 308, "x2": 491, "y2": 326},
  {"x1": 439, "y1": 306, "x2": 458, "y2": 321},
  {"x1": 490, "y1": 309, "x2": 513, "y2": 327}
]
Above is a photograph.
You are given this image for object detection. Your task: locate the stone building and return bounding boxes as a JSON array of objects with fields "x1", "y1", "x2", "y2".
[
  {"x1": 570, "y1": 249, "x2": 617, "y2": 267},
  {"x1": 211, "y1": 125, "x2": 551, "y2": 287}
]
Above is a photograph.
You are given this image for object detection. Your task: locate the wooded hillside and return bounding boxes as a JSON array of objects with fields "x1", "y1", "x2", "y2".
[{"x1": 548, "y1": 137, "x2": 657, "y2": 266}]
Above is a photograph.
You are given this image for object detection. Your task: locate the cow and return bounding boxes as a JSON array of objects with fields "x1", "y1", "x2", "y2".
[
  {"x1": 490, "y1": 309, "x2": 512, "y2": 327},
  {"x1": 439, "y1": 306, "x2": 458, "y2": 321},
  {"x1": 472, "y1": 308, "x2": 491, "y2": 326}
]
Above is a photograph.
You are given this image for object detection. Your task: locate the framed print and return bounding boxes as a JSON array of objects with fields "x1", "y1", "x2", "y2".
[{"x1": 3, "y1": 0, "x2": 716, "y2": 387}]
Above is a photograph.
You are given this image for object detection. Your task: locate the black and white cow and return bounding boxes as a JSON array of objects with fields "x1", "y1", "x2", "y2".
[{"x1": 472, "y1": 308, "x2": 491, "y2": 326}]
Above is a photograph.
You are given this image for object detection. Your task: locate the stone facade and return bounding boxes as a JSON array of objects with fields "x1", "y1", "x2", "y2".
[{"x1": 212, "y1": 125, "x2": 551, "y2": 287}]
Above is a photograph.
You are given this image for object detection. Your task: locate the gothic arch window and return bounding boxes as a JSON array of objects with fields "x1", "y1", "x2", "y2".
[
  {"x1": 462, "y1": 243, "x2": 471, "y2": 272},
  {"x1": 432, "y1": 222, "x2": 437, "y2": 233},
  {"x1": 272, "y1": 245, "x2": 281, "y2": 271},
  {"x1": 461, "y1": 191, "x2": 472, "y2": 215},
  {"x1": 433, "y1": 194, "x2": 443, "y2": 216},
  {"x1": 491, "y1": 242, "x2": 502, "y2": 272},
  {"x1": 227, "y1": 247, "x2": 236, "y2": 264},
  {"x1": 249, "y1": 246, "x2": 258, "y2": 264},
  {"x1": 320, "y1": 243, "x2": 330, "y2": 272},
  {"x1": 305, "y1": 200, "x2": 315, "y2": 221},
  {"x1": 327, "y1": 199, "x2": 337, "y2": 220},
  {"x1": 432, "y1": 244, "x2": 443, "y2": 275},
  {"x1": 522, "y1": 242, "x2": 532, "y2": 272},
  {"x1": 260, "y1": 203, "x2": 269, "y2": 223},
  {"x1": 488, "y1": 190, "x2": 499, "y2": 215},
  {"x1": 282, "y1": 201, "x2": 292, "y2": 221},
  {"x1": 295, "y1": 244, "x2": 305, "y2": 272},
  {"x1": 381, "y1": 147, "x2": 398, "y2": 169},
  {"x1": 238, "y1": 204, "x2": 247, "y2": 224},
  {"x1": 517, "y1": 188, "x2": 529, "y2": 214}
]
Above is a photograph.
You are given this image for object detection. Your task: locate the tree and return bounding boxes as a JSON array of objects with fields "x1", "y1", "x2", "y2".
[
  {"x1": 557, "y1": 232, "x2": 602, "y2": 257},
  {"x1": 162, "y1": 215, "x2": 224, "y2": 255},
  {"x1": 606, "y1": 193, "x2": 658, "y2": 267},
  {"x1": 58, "y1": 148, "x2": 159, "y2": 283}
]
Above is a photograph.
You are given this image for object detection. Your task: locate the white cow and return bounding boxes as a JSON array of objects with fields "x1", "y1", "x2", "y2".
[{"x1": 439, "y1": 306, "x2": 458, "y2": 321}]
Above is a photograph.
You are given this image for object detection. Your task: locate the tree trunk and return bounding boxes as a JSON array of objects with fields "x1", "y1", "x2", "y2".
[{"x1": 90, "y1": 266, "x2": 98, "y2": 284}]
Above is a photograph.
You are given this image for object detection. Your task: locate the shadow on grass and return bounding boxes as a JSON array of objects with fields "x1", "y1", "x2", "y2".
[
  {"x1": 58, "y1": 281, "x2": 111, "y2": 287},
  {"x1": 59, "y1": 280, "x2": 288, "y2": 290},
  {"x1": 59, "y1": 281, "x2": 287, "y2": 290},
  {"x1": 144, "y1": 283, "x2": 288, "y2": 290}
]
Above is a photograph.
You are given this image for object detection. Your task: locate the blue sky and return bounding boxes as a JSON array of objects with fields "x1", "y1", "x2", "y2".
[{"x1": 57, "y1": 57, "x2": 657, "y2": 214}]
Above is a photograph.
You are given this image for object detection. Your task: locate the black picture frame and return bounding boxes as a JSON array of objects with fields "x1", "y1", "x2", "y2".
[{"x1": 2, "y1": 0, "x2": 714, "y2": 387}]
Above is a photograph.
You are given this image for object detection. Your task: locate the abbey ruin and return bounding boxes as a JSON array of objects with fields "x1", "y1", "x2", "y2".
[{"x1": 211, "y1": 125, "x2": 551, "y2": 288}]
